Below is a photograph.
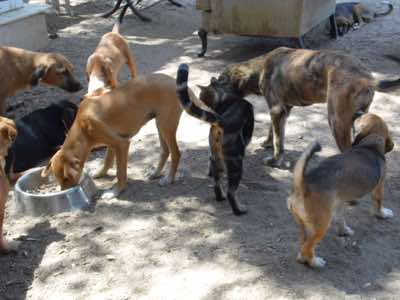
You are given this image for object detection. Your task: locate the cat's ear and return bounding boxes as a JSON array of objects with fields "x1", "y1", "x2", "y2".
[
  {"x1": 218, "y1": 74, "x2": 229, "y2": 84},
  {"x1": 197, "y1": 84, "x2": 207, "y2": 91}
]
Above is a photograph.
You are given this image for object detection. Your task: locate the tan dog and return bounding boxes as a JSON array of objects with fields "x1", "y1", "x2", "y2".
[
  {"x1": 288, "y1": 113, "x2": 394, "y2": 268},
  {"x1": 42, "y1": 74, "x2": 184, "y2": 199},
  {"x1": 86, "y1": 21, "x2": 137, "y2": 94},
  {"x1": 0, "y1": 47, "x2": 82, "y2": 115},
  {"x1": 216, "y1": 47, "x2": 400, "y2": 167},
  {"x1": 0, "y1": 117, "x2": 17, "y2": 254}
]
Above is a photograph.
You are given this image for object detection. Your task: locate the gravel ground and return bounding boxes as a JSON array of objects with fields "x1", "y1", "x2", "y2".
[{"x1": 1, "y1": 0, "x2": 400, "y2": 299}]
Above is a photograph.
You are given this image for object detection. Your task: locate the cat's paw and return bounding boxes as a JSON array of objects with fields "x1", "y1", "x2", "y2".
[
  {"x1": 158, "y1": 176, "x2": 173, "y2": 186},
  {"x1": 375, "y1": 207, "x2": 394, "y2": 219},
  {"x1": 101, "y1": 186, "x2": 122, "y2": 200}
]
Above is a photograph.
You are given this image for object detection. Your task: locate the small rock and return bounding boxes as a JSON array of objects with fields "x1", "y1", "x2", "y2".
[{"x1": 106, "y1": 255, "x2": 116, "y2": 261}]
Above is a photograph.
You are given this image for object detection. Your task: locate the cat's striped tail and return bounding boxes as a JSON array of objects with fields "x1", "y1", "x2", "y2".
[{"x1": 176, "y1": 64, "x2": 224, "y2": 126}]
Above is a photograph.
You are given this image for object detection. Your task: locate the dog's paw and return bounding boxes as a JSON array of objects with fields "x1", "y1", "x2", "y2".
[
  {"x1": 158, "y1": 176, "x2": 173, "y2": 186},
  {"x1": 91, "y1": 169, "x2": 108, "y2": 179},
  {"x1": 296, "y1": 252, "x2": 307, "y2": 264},
  {"x1": 376, "y1": 207, "x2": 394, "y2": 219},
  {"x1": 337, "y1": 224, "x2": 354, "y2": 237},
  {"x1": 101, "y1": 186, "x2": 121, "y2": 200},
  {"x1": 214, "y1": 186, "x2": 225, "y2": 202},
  {"x1": 310, "y1": 256, "x2": 326, "y2": 268},
  {"x1": 262, "y1": 156, "x2": 286, "y2": 168}
]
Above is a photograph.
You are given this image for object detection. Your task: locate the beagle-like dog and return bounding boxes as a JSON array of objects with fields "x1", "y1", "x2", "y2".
[{"x1": 288, "y1": 113, "x2": 394, "y2": 268}]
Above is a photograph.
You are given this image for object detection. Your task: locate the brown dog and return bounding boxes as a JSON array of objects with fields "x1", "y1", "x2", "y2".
[
  {"x1": 0, "y1": 117, "x2": 17, "y2": 254},
  {"x1": 42, "y1": 73, "x2": 185, "y2": 199},
  {"x1": 215, "y1": 47, "x2": 400, "y2": 167},
  {"x1": 86, "y1": 21, "x2": 137, "y2": 94},
  {"x1": 287, "y1": 113, "x2": 394, "y2": 268},
  {"x1": 0, "y1": 46, "x2": 82, "y2": 115}
]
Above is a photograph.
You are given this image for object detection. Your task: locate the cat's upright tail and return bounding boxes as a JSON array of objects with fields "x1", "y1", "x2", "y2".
[{"x1": 176, "y1": 64, "x2": 225, "y2": 126}]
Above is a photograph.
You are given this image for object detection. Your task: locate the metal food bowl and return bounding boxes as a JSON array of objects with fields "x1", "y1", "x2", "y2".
[{"x1": 13, "y1": 167, "x2": 97, "y2": 216}]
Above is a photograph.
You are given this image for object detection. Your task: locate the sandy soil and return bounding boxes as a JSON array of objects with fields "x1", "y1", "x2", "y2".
[{"x1": 1, "y1": 0, "x2": 400, "y2": 299}]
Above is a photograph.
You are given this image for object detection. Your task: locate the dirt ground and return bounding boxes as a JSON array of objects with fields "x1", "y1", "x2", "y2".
[{"x1": 1, "y1": 0, "x2": 400, "y2": 299}]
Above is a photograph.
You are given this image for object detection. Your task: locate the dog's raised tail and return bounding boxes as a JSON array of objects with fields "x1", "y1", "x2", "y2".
[
  {"x1": 112, "y1": 10, "x2": 125, "y2": 33},
  {"x1": 293, "y1": 141, "x2": 321, "y2": 196},
  {"x1": 176, "y1": 64, "x2": 224, "y2": 126},
  {"x1": 374, "y1": 2, "x2": 393, "y2": 18}
]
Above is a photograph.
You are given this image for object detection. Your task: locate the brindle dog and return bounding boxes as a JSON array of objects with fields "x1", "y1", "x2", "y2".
[
  {"x1": 176, "y1": 64, "x2": 254, "y2": 216},
  {"x1": 335, "y1": 2, "x2": 393, "y2": 36},
  {"x1": 213, "y1": 47, "x2": 400, "y2": 167}
]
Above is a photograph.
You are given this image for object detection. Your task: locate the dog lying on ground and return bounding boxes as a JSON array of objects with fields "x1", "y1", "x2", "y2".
[
  {"x1": 5, "y1": 100, "x2": 78, "y2": 182},
  {"x1": 177, "y1": 64, "x2": 254, "y2": 215},
  {"x1": 288, "y1": 113, "x2": 394, "y2": 268},
  {"x1": 0, "y1": 47, "x2": 82, "y2": 115},
  {"x1": 42, "y1": 74, "x2": 185, "y2": 199},
  {"x1": 0, "y1": 117, "x2": 17, "y2": 254},
  {"x1": 214, "y1": 47, "x2": 400, "y2": 167},
  {"x1": 335, "y1": 2, "x2": 393, "y2": 36},
  {"x1": 86, "y1": 18, "x2": 137, "y2": 94}
]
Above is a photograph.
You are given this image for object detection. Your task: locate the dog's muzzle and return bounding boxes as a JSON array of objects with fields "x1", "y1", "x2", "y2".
[{"x1": 63, "y1": 78, "x2": 83, "y2": 93}]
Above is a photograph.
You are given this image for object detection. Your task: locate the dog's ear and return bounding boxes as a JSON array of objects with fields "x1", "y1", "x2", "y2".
[
  {"x1": 218, "y1": 74, "x2": 229, "y2": 84},
  {"x1": 63, "y1": 160, "x2": 80, "y2": 183},
  {"x1": 31, "y1": 65, "x2": 48, "y2": 86},
  {"x1": 352, "y1": 111, "x2": 364, "y2": 122},
  {"x1": 352, "y1": 129, "x2": 365, "y2": 146},
  {"x1": 196, "y1": 84, "x2": 207, "y2": 91},
  {"x1": 101, "y1": 58, "x2": 115, "y2": 88},
  {"x1": 79, "y1": 118, "x2": 94, "y2": 136},
  {"x1": 386, "y1": 137, "x2": 394, "y2": 153},
  {"x1": 0, "y1": 124, "x2": 17, "y2": 143}
]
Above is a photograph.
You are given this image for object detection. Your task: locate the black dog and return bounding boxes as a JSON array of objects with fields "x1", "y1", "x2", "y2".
[{"x1": 5, "y1": 100, "x2": 78, "y2": 179}]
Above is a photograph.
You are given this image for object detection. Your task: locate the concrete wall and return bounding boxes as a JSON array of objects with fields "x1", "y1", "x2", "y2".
[{"x1": 0, "y1": 4, "x2": 49, "y2": 50}]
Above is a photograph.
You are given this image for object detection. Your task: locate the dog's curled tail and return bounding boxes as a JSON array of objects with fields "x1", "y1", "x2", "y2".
[
  {"x1": 374, "y1": 2, "x2": 393, "y2": 18},
  {"x1": 176, "y1": 64, "x2": 224, "y2": 126},
  {"x1": 293, "y1": 141, "x2": 321, "y2": 196}
]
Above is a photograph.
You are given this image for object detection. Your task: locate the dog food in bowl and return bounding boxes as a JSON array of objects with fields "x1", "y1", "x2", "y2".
[{"x1": 27, "y1": 182, "x2": 61, "y2": 194}]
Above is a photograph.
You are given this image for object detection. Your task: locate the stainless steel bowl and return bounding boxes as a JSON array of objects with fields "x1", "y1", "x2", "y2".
[{"x1": 13, "y1": 167, "x2": 97, "y2": 216}]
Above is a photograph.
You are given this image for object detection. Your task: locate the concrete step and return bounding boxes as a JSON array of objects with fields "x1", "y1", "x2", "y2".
[{"x1": 0, "y1": 3, "x2": 50, "y2": 50}]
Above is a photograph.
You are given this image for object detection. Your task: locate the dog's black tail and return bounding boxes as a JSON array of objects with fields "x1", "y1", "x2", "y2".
[
  {"x1": 176, "y1": 64, "x2": 224, "y2": 126},
  {"x1": 374, "y1": 54, "x2": 400, "y2": 91},
  {"x1": 374, "y1": 2, "x2": 393, "y2": 18},
  {"x1": 375, "y1": 78, "x2": 400, "y2": 91},
  {"x1": 292, "y1": 141, "x2": 321, "y2": 197}
]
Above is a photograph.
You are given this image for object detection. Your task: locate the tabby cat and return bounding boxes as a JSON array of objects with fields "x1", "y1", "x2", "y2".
[{"x1": 176, "y1": 64, "x2": 254, "y2": 216}]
